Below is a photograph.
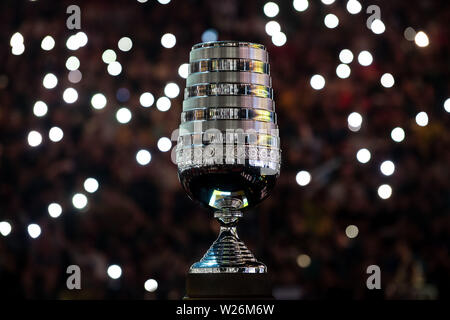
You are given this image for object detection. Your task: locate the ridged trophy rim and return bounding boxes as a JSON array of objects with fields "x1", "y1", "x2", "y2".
[{"x1": 191, "y1": 41, "x2": 266, "y2": 51}]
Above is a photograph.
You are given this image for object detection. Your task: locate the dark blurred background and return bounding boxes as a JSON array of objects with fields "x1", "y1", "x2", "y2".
[{"x1": 0, "y1": 0, "x2": 449, "y2": 299}]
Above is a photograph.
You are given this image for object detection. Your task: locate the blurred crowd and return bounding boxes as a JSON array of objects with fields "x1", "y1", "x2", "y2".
[{"x1": 0, "y1": 0, "x2": 449, "y2": 299}]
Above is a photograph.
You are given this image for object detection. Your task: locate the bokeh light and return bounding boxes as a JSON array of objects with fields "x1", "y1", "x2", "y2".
[
  {"x1": 63, "y1": 88, "x2": 78, "y2": 104},
  {"x1": 161, "y1": 33, "x2": 176, "y2": 48},
  {"x1": 324, "y1": 14, "x2": 339, "y2": 29},
  {"x1": 43, "y1": 73, "x2": 58, "y2": 89},
  {"x1": 156, "y1": 97, "x2": 171, "y2": 112},
  {"x1": 157, "y1": 137, "x2": 172, "y2": 152},
  {"x1": 293, "y1": 0, "x2": 308, "y2": 12},
  {"x1": 347, "y1": 112, "x2": 363, "y2": 131},
  {"x1": 391, "y1": 127, "x2": 405, "y2": 142},
  {"x1": 296, "y1": 170, "x2": 311, "y2": 186},
  {"x1": 378, "y1": 184, "x2": 392, "y2": 200},
  {"x1": 339, "y1": 49, "x2": 353, "y2": 64},
  {"x1": 136, "y1": 149, "x2": 152, "y2": 166},
  {"x1": 107, "y1": 61, "x2": 122, "y2": 76},
  {"x1": 356, "y1": 148, "x2": 371, "y2": 164},
  {"x1": 358, "y1": 51, "x2": 373, "y2": 66},
  {"x1": 48, "y1": 203, "x2": 62, "y2": 218},
  {"x1": 27, "y1": 130, "x2": 42, "y2": 147},
  {"x1": 164, "y1": 82, "x2": 180, "y2": 98},
  {"x1": 49, "y1": 127, "x2": 64, "y2": 142},
  {"x1": 380, "y1": 73, "x2": 395, "y2": 88},
  {"x1": 116, "y1": 107, "x2": 132, "y2": 124},
  {"x1": 33, "y1": 101, "x2": 48, "y2": 117},
  {"x1": 178, "y1": 63, "x2": 189, "y2": 79},
  {"x1": 336, "y1": 64, "x2": 351, "y2": 79},
  {"x1": 296, "y1": 254, "x2": 311, "y2": 268},
  {"x1": 41, "y1": 35, "x2": 55, "y2": 51},
  {"x1": 345, "y1": 225, "x2": 359, "y2": 238},
  {"x1": 346, "y1": 0, "x2": 362, "y2": 14},
  {"x1": 380, "y1": 160, "x2": 395, "y2": 176},
  {"x1": 72, "y1": 193, "x2": 88, "y2": 210},
  {"x1": 27, "y1": 224, "x2": 41, "y2": 239},
  {"x1": 84, "y1": 178, "x2": 99, "y2": 193},
  {"x1": 310, "y1": 74, "x2": 325, "y2": 90},
  {"x1": 91, "y1": 93, "x2": 107, "y2": 110},
  {"x1": 118, "y1": 37, "x2": 133, "y2": 52},
  {"x1": 107, "y1": 265, "x2": 122, "y2": 279},
  {"x1": 415, "y1": 111, "x2": 429, "y2": 127},
  {"x1": 414, "y1": 31, "x2": 429, "y2": 47},
  {"x1": 0, "y1": 221, "x2": 12, "y2": 236},
  {"x1": 144, "y1": 279, "x2": 158, "y2": 292},
  {"x1": 263, "y1": 2, "x2": 279, "y2": 18},
  {"x1": 140, "y1": 92, "x2": 155, "y2": 108}
]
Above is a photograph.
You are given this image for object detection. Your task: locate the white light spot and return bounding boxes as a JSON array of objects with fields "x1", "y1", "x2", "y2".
[
  {"x1": 11, "y1": 43, "x2": 25, "y2": 55},
  {"x1": 76, "y1": 32, "x2": 88, "y2": 47},
  {"x1": 348, "y1": 112, "x2": 362, "y2": 132},
  {"x1": 0, "y1": 221, "x2": 12, "y2": 236},
  {"x1": 178, "y1": 63, "x2": 189, "y2": 79},
  {"x1": 157, "y1": 137, "x2": 172, "y2": 152},
  {"x1": 41, "y1": 35, "x2": 55, "y2": 51},
  {"x1": 336, "y1": 64, "x2": 351, "y2": 79},
  {"x1": 66, "y1": 34, "x2": 80, "y2": 51},
  {"x1": 107, "y1": 61, "x2": 122, "y2": 76},
  {"x1": 415, "y1": 111, "x2": 428, "y2": 127},
  {"x1": 265, "y1": 21, "x2": 281, "y2": 36},
  {"x1": 444, "y1": 98, "x2": 450, "y2": 113},
  {"x1": 27, "y1": 131, "x2": 42, "y2": 147},
  {"x1": 296, "y1": 254, "x2": 311, "y2": 268},
  {"x1": 48, "y1": 203, "x2": 62, "y2": 218},
  {"x1": 156, "y1": 97, "x2": 171, "y2": 112},
  {"x1": 49, "y1": 127, "x2": 64, "y2": 142},
  {"x1": 72, "y1": 193, "x2": 88, "y2": 210},
  {"x1": 84, "y1": 178, "x2": 99, "y2": 193},
  {"x1": 263, "y1": 2, "x2": 279, "y2": 18},
  {"x1": 33, "y1": 101, "x2": 48, "y2": 117},
  {"x1": 161, "y1": 33, "x2": 176, "y2": 48},
  {"x1": 63, "y1": 88, "x2": 78, "y2": 104},
  {"x1": 136, "y1": 149, "x2": 152, "y2": 165},
  {"x1": 324, "y1": 14, "x2": 339, "y2": 29},
  {"x1": 68, "y1": 70, "x2": 82, "y2": 83},
  {"x1": 293, "y1": 0, "x2": 309, "y2": 12},
  {"x1": 380, "y1": 73, "x2": 395, "y2": 88},
  {"x1": 378, "y1": 184, "x2": 392, "y2": 200},
  {"x1": 271, "y1": 31, "x2": 287, "y2": 47},
  {"x1": 345, "y1": 225, "x2": 359, "y2": 238},
  {"x1": 10, "y1": 32, "x2": 24, "y2": 47},
  {"x1": 144, "y1": 279, "x2": 158, "y2": 292},
  {"x1": 356, "y1": 148, "x2": 371, "y2": 164},
  {"x1": 391, "y1": 127, "x2": 405, "y2": 142},
  {"x1": 310, "y1": 74, "x2": 325, "y2": 90},
  {"x1": 91, "y1": 93, "x2": 107, "y2": 110},
  {"x1": 346, "y1": 0, "x2": 362, "y2": 14},
  {"x1": 43, "y1": 73, "x2": 58, "y2": 89},
  {"x1": 107, "y1": 265, "x2": 122, "y2": 279},
  {"x1": 414, "y1": 31, "x2": 429, "y2": 47},
  {"x1": 65, "y1": 56, "x2": 80, "y2": 71},
  {"x1": 371, "y1": 19, "x2": 385, "y2": 34},
  {"x1": 164, "y1": 82, "x2": 180, "y2": 98},
  {"x1": 380, "y1": 160, "x2": 395, "y2": 176},
  {"x1": 358, "y1": 51, "x2": 373, "y2": 66},
  {"x1": 339, "y1": 49, "x2": 353, "y2": 64},
  {"x1": 140, "y1": 92, "x2": 155, "y2": 108},
  {"x1": 201, "y1": 29, "x2": 218, "y2": 42},
  {"x1": 321, "y1": 0, "x2": 335, "y2": 4},
  {"x1": 27, "y1": 224, "x2": 41, "y2": 239},
  {"x1": 157, "y1": 0, "x2": 171, "y2": 4},
  {"x1": 296, "y1": 170, "x2": 311, "y2": 186},
  {"x1": 118, "y1": 37, "x2": 133, "y2": 52},
  {"x1": 404, "y1": 27, "x2": 416, "y2": 41},
  {"x1": 102, "y1": 49, "x2": 117, "y2": 64},
  {"x1": 116, "y1": 107, "x2": 132, "y2": 124}
]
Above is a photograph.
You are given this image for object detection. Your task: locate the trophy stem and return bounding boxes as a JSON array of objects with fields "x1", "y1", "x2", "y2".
[{"x1": 189, "y1": 210, "x2": 267, "y2": 273}]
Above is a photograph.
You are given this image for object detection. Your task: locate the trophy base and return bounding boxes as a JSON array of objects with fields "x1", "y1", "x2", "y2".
[{"x1": 185, "y1": 272, "x2": 272, "y2": 299}]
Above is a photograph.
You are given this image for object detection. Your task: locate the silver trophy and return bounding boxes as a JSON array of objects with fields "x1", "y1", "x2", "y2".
[{"x1": 176, "y1": 41, "x2": 280, "y2": 278}]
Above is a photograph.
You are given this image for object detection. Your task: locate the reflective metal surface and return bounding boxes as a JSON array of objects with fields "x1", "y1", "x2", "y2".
[{"x1": 176, "y1": 41, "x2": 280, "y2": 274}]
